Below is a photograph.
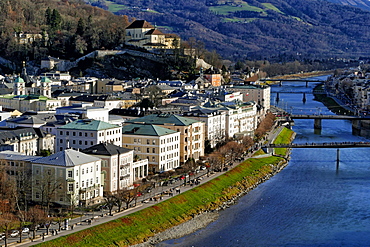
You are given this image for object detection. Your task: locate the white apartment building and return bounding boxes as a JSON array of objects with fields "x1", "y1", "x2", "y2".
[
  {"x1": 56, "y1": 119, "x2": 122, "y2": 152},
  {"x1": 82, "y1": 143, "x2": 148, "y2": 193},
  {"x1": 183, "y1": 107, "x2": 226, "y2": 148},
  {"x1": 229, "y1": 85, "x2": 271, "y2": 112},
  {"x1": 218, "y1": 101, "x2": 258, "y2": 138},
  {"x1": 32, "y1": 149, "x2": 103, "y2": 207}
]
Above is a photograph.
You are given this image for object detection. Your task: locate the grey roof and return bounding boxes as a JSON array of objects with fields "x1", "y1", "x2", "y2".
[
  {"x1": 0, "y1": 151, "x2": 40, "y2": 162},
  {"x1": 82, "y1": 143, "x2": 133, "y2": 156},
  {"x1": 6, "y1": 114, "x2": 56, "y2": 125},
  {"x1": 126, "y1": 113, "x2": 198, "y2": 126},
  {"x1": 0, "y1": 127, "x2": 45, "y2": 145},
  {"x1": 34, "y1": 149, "x2": 100, "y2": 167}
]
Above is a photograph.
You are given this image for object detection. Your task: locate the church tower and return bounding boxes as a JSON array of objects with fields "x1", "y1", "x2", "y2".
[
  {"x1": 40, "y1": 76, "x2": 52, "y2": 98},
  {"x1": 13, "y1": 77, "x2": 26, "y2": 95}
]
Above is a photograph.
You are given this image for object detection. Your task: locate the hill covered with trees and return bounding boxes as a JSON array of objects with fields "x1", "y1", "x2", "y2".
[
  {"x1": 0, "y1": 0, "x2": 129, "y2": 64},
  {"x1": 86, "y1": 0, "x2": 370, "y2": 61}
]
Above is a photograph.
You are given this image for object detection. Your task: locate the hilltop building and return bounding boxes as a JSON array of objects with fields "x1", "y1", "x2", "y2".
[{"x1": 125, "y1": 20, "x2": 180, "y2": 50}]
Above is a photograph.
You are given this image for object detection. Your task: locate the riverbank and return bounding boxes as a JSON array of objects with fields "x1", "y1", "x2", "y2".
[
  {"x1": 271, "y1": 70, "x2": 333, "y2": 80},
  {"x1": 35, "y1": 128, "x2": 295, "y2": 247}
]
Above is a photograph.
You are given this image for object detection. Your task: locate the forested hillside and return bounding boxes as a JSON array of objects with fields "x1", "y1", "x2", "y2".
[
  {"x1": 325, "y1": 0, "x2": 370, "y2": 11},
  {"x1": 0, "y1": 0, "x2": 129, "y2": 63},
  {"x1": 86, "y1": 0, "x2": 370, "y2": 61}
]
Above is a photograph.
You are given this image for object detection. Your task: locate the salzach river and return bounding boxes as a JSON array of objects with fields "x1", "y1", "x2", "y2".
[{"x1": 159, "y1": 75, "x2": 370, "y2": 246}]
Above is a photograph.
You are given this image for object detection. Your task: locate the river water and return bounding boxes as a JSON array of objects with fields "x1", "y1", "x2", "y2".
[{"x1": 159, "y1": 75, "x2": 370, "y2": 247}]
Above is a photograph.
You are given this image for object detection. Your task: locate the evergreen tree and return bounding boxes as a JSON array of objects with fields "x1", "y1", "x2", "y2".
[{"x1": 76, "y1": 18, "x2": 85, "y2": 36}]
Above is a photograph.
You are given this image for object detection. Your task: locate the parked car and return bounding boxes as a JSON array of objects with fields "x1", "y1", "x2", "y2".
[
  {"x1": 0, "y1": 233, "x2": 5, "y2": 240},
  {"x1": 22, "y1": 227, "x2": 29, "y2": 234},
  {"x1": 10, "y1": 230, "x2": 19, "y2": 238}
]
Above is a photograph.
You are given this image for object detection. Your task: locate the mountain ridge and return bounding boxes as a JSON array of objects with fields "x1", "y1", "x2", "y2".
[{"x1": 86, "y1": 0, "x2": 370, "y2": 61}]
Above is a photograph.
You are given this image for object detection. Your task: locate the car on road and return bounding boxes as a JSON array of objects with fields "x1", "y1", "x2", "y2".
[
  {"x1": 10, "y1": 230, "x2": 19, "y2": 237},
  {"x1": 0, "y1": 233, "x2": 5, "y2": 240},
  {"x1": 22, "y1": 227, "x2": 29, "y2": 234}
]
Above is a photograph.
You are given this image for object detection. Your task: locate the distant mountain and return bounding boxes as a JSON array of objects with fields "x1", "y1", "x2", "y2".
[
  {"x1": 324, "y1": 0, "x2": 370, "y2": 11},
  {"x1": 85, "y1": 0, "x2": 370, "y2": 61}
]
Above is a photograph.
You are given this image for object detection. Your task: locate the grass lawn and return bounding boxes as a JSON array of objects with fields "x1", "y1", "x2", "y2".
[
  {"x1": 105, "y1": 0, "x2": 127, "y2": 12},
  {"x1": 210, "y1": 2, "x2": 264, "y2": 15},
  {"x1": 261, "y1": 3, "x2": 283, "y2": 14},
  {"x1": 272, "y1": 127, "x2": 295, "y2": 156}
]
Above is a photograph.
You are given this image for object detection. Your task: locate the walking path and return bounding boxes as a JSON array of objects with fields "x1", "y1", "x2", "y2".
[{"x1": 7, "y1": 127, "x2": 284, "y2": 247}]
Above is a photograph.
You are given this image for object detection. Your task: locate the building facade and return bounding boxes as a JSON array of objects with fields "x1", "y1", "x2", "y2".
[
  {"x1": 56, "y1": 119, "x2": 122, "y2": 152},
  {"x1": 122, "y1": 123, "x2": 180, "y2": 173},
  {"x1": 32, "y1": 149, "x2": 103, "y2": 207}
]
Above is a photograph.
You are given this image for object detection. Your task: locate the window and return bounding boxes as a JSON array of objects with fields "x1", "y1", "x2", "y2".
[
  {"x1": 76, "y1": 170, "x2": 78, "y2": 176},
  {"x1": 60, "y1": 139, "x2": 63, "y2": 143},
  {"x1": 90, "y1": 133, "x2": 94, "y2": 137},
  {"x1": 85, "y1": 133, "x2": 88, "y2": 137},
  {"x1": 59, "y1": 131, "x2": 63, "y2": 135},
  {"x1": 152, "y1": 148, "x2": 155, "y2": 153},
  {"x1": 35, "y1": 192, "x2": 40, "y2": 199},
  {"x1": 91, "y1": 167, "x2": 93, "y2": 172},
  {"x1": 147, "y1": 148, "x2": 150, "y2": 153},
  {"x1": 82, "y1": 180, "x2": 84, "y2": 187},
  {"x1": 96, "y1": 165, "x2": 99, "y2": 171},
  {"x1": 90, "y1": 178, "x2": 93, "y2": 185},
  {"x1": 79, "y1": 132, "x2": 82, "y2": 136},
  {"x1": 79, "y1": 140, "x2": 82, "y2": 145},
  {"x1": 76, "y1": 182, "x2": 79, "y2": 189},
  {"x1": 68, "y1": 171, "x2": 73, "y2": 178},
  {"x1": 66, "y1": 131, "x2": 69, "y2": 135},
  {"x1": 82, "y1": 169, "x2": 84, "y2": 175},
  {"x1": 73, "y1": 132, "x2": 76, "y2": 136},
  {"x1": 85, "y1": 141, "x2": 88, "y2": 145},
  {"x1": 73, "y1": 140, "x2": 76, "y2": 144},
  {"x1": 68, "y1": 184, "x2": 73, "y2": 191}
]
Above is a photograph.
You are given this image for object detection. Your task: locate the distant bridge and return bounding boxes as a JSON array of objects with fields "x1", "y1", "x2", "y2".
[
  {"x1": 264, "y1": 142, "x2": 370, "y2": 149},
  {"x1": 290, "y1": 114, "x2": 367, "y2": 120},
  {"x1": 260, "y1": 78, "x2": 326, "y2": 87},
  {"x1": 276, "y1": 114, "x2": 370, "y2": 132},
  {"x1": 274, "y1": 90, "x2": 326, "y2": 94}
]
